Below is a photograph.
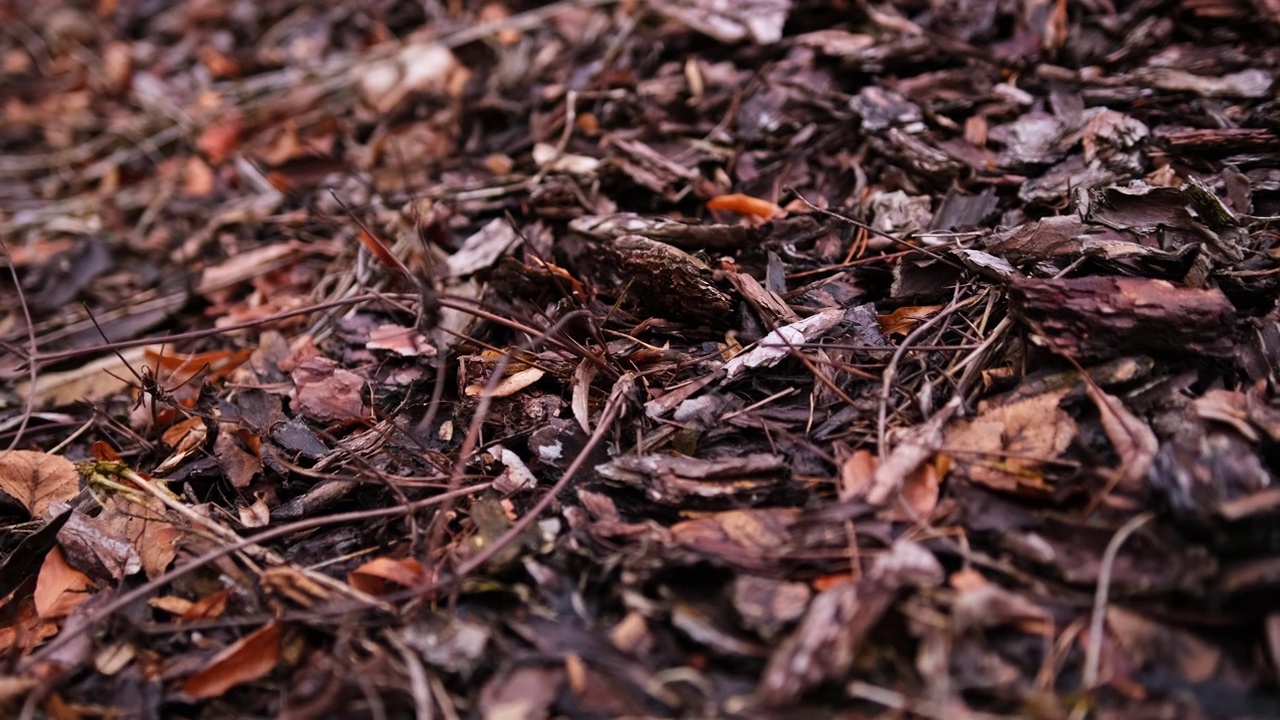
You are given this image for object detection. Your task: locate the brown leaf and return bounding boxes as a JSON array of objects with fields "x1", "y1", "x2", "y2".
[
  {"x1": 214, "y1": 431, "x2": 262, "y2": 490},
  {"x1": 182, "y1": 622, "x2": 282, "y2": 699},
  {"x1": 0, "y1": 591, "x2": 58, "y2": 657},
  {"x1": 58, "y1": 494, "x2": 180, "y2": 581},
  {"x1": 291, "y1": 358, "x2": 367, "y2": 421},
  {"x1": 347, "y1": 557, "x2": 425, "y2": 596},
  {"x1": 33, "y1": 547, "x2": 93, "y2": 619},
  {"x1": 837, "y1": 448, "x2": 876, "y2": 502},
  {"x1": 196, "y1": 111, "x2": 245, "y2": 165},
  {"x1": 0, "y1": 450, "x2": 80, "y2": 518},
  {"x1": 867, "y1": 397, "x2": 960, "y2": 506},
  {"x1": 876, "y1": 304, "x2": 944, "y2": 337},
  {"x1": 944, "y1": 389, "x2": 1076, "y2": 495},
  {"x1": 671, "y1": 508, "x2": 799, "y2": 566}
]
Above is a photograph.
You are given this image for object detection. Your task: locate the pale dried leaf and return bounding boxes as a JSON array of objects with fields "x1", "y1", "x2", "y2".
[
  {"x1": 0, "y1": 450, "x2": 80, "y2": 518},
  {"x1": 465, "y1": 366, "x2": 545, "y2": 398}
]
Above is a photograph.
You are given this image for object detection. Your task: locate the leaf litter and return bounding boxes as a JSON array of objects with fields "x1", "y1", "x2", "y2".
[{"x1": 2, "y1": 0, "x2": 1280, "y2": 717}]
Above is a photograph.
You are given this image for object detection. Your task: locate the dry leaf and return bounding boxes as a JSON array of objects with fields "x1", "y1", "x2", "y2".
[
  {"x1": 181, "y1": 622, "x2": 282, "y2": 699},
  {"x1": 0, "y1": 593, "x2": 58, "y2": 660},
  {"x1": 181, "y1": 589, "x2": 230, "y2": 622},
  {"x1": 838, "y1": 448, "x2": 876, "y2": 502},
  {"x1": 1083, "y1": 379, "x2": 1158, "y2": 494},
  {"x1": 196, "y1": 111, "x2": 245, "y2": 165},
  {"x1": 358, "y1": 41, "x2": 467, "y2": 113},
  {"x1": 17, "y1": 346, "x2": 150, "y2": 410},
  {"x1": 34, "y1": 546, "x2": 94, "y2": 619},
  {"x1": 144, "y1": 347, "x2": 253, "y2": 386},
  {"x1": 0, "y1": 451, "x2": 80, "y2": 518},
  {"x1": 876, "y1": 305, "x2": 944, "y2": 337},
  {"x1": 238, "y1": 495, "x2": 271, "y2": 528},
  {"x1": 944, "y1": 389, "x2": 1076, "y2": 495},
  {"x1": 571, "y1": 359, "x2": 597, "y2": 434},
  {"x1": 706, "y1": 193, "x2": 783, "y2": 220},
  {"x1": 355, "y1": 228, "x2": 408, "y2": 275},
  {"x1": 464, "y1": 366, "x2": 546, "y2": 398},
  {"x1": 292, "y1": 358, "x2": 367, "y2": 421},
  {"x1": 59, "y1": 493, "x2": 180, "y2": 581},
  {"x1": 366, "y1": 323, "x2": 436, "y2": 357},
  {"x1": 347, "y1": 557, "x2": 425, "y2": 596}
]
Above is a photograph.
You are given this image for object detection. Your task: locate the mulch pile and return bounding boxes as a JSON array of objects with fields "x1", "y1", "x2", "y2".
[{"x1": 3, "y1": 1, "x2": 1280, "y2": 717}]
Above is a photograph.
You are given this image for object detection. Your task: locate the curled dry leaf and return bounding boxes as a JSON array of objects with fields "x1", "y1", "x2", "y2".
[
  {"x1": 1082, "y1": 376, "x2": 1158, "y2": 495},
  {"x1": 876, "y1": 304, "x2": 944, "y2": 337},
  {"x1": 722, "y1": 308, "x2": 845, "y2": 381},
  {"x1": 706, "y1": 193, "x2": 783, "y2": 221},
  {"x1": 357, "y1": 40, "x2": 467, "y2": 114},
  {"x1": 464, "y1": 366, "x2": 546, "y2": 398},
  {"x1": 488, "y1": 444, "x2": 538, "y2": 494}
]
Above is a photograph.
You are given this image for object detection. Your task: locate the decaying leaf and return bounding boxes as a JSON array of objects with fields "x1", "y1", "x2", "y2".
[{"x1": 945, "y1": 388, "x2": 1076, "y2": 495}]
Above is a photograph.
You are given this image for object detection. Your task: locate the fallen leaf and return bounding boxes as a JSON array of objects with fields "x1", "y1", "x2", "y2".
[
  {"x1": 182, "y1": 622, "x2": 282, "y2": 699},
  {"x1": 464, "y1": 366, "x2": 546, "y2": 398},
  {"x1": 196, "y1": 111, "x2": 245, "y2": 165},
  {"x1": 34, "y1": 546, "x2": 94, "y2": 619},
  {"x1": 707, "y1": 193, "x2": 783, "y2": 220},
  {"x1": 347, "y1": 557, "x2": 425, "y2": 596},
  {"x1": 876, "y1": 305, "x2": 944, "y2": 337},
  {"x1": 0, "y1": 450, "x2": 80, "y2": 518},
  {"x1": 944, "y1": 388, "x2": 1076, "y2": 495},
  {"x1": 292, "y1": 358, "x2": 367, "y2": 421}
]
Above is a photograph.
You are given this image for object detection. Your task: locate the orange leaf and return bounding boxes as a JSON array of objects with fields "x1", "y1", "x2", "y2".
[
  {"x1": 0, "y1": 592, "x2": 59, "y2": 657},
  {"x1": 837, "y1": 449, "x2": 876, "y2": 503},
  {"x1": 811, "y1": 573, "x2": 853, "y2": 592},
  {"x1": 196, "y1": 112, "x2": 244, "y2": 165},
  {"x1": 182, "y1": 589, "x2": 230, "y2": 622},
  {"x1": 182, "y1": 622, "x2": 282, "y2": 699},
  {"x1": 706, "y1": 193, "x2": 782, "y2": 220},
  {"x1": 347, "y1": 557, "x2": 425, "y2": 596},
  {"x1": 161, "y1": 416, "x2": 207, "y2": 454},
  {"x1": 34, "y1": 547, "x2": 93, "y2": 619},
  {"x1": 182, "y1": 155, "x2": 215, "y2": 197},
  {"x1": 144, "y1": 347, "x2": 253, "y2": 385},
  {"x1": 91, "y1": 442, "x2": 121, "y2": 462},
  {"x1": 357, "y1": 229, "x2": 409, "y2": 275}
]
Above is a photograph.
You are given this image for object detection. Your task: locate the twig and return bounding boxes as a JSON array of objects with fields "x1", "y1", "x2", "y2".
[
  {"x1": 877, "y1": 288, "x2": 970, "y2": 461},
  {"x1": 0, "y1": 239, "x2": 39, "y2": 452},
  {"x1": 1081, "y1": 511, "x2": 1157, "y2": 691}
]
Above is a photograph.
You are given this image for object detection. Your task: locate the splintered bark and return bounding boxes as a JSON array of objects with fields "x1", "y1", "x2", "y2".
[{"x1": 1010, "y1": 276, "x2": 1236, "y2": 359}]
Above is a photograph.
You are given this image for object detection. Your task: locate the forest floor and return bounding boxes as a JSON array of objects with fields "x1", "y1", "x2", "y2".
[{"x1": 3, "y1": 1, "x2": 1280, "y2": 718}]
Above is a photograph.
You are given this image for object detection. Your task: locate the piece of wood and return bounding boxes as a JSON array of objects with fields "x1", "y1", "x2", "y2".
[{"x1": 1010, "y1": 276, "x2": 1236, "y2": 359}]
